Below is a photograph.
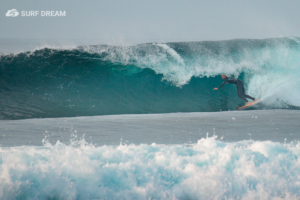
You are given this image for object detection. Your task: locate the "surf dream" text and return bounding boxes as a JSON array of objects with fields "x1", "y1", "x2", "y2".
[{"x1": 21, "y1": 11, "x2": 66, "y2": 17}]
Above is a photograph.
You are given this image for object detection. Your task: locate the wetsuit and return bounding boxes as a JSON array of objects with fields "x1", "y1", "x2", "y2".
[{"x1": 218, "y1": 77, "x2": 255, "y2": 102}]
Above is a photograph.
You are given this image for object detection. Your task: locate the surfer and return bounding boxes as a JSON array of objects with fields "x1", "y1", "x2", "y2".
[{"x1": 213, "y1": 74, "x2": 257, "y2": 106}]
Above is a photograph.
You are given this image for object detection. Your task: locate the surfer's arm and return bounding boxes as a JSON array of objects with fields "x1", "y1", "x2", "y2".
[{"x1": 216, "y1": 81, "x2": 227, "y2": 89}]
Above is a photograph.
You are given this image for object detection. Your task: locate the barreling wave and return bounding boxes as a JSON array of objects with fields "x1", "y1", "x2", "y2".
[{"x1": 1, "y1": 37, "x2": 300, "y2": 119}]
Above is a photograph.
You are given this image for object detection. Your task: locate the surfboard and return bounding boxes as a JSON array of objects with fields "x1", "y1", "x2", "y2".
[{"x1": 237, "y1": 100, "x2": 259, "y2": 110}]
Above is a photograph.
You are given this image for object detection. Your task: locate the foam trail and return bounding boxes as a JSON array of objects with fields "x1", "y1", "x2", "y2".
[{"x1": 0, "y1": 137, "x2": 300, "y2": 199}]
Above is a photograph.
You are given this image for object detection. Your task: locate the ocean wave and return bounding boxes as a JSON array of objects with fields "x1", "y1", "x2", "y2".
[
  {"x1": 0, "y1": 137, "x2": 299, "y2": 199},
  {"x1": 0, "y1": 37, "x2": 300, "y2": 119}
]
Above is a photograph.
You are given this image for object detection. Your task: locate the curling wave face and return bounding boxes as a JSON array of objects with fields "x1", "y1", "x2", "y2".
[
  {"x1": 1, "y1": 37, "x2": 300, "y2": 119},
  {"x1": 0, "y1": 137, "x2": 300, "y2": 199}
]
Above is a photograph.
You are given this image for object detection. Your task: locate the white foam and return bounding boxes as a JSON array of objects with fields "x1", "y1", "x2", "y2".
[{"x1": 0, "y1": 137, "x2": 299, "y2": 199}]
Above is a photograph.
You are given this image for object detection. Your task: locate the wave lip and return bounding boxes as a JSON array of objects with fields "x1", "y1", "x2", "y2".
[{"x1": 0, "y1": 137, "x2": 299, "y2": 199}]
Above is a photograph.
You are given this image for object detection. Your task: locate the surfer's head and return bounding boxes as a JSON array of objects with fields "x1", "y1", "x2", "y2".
[{"x1": 221, "y1": 74, "x2": 227, "y2": 79}]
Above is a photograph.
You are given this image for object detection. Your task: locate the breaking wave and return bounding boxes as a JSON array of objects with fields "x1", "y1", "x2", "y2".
[{"x1": 1, "y1": 37, "x2": 300, "y2": 119}]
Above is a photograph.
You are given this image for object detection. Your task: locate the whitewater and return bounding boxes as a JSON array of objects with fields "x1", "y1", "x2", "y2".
[
  {"x1": 0, "y1": 38, "x2": 300, "y2": 199},
  {"x1": 1, "y1": 136, "x2": 300, "y2": 199}
]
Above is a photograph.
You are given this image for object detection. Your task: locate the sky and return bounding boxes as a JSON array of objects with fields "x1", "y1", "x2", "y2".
[{"x1": 0, "y1": 0, "x2": 300, "y2": 45}]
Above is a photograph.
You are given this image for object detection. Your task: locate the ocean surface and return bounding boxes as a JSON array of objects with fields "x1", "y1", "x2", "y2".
[{"x1": 0, "y1": 38, "x2": 300, "y2": 199}]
